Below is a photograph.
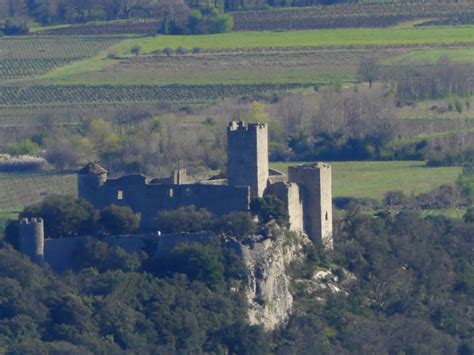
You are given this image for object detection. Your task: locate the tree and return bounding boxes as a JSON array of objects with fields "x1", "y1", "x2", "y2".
[
  {"x1": 214, "y1": 212, "x2": 256, "y2": 239},
  {"x1": 131, "y1": 44, "x2": 141, "y2": 57},
  {"x1": 358, "y1": 57, "x2": 378, "y2": 88},
  {"x1": 20, "y1": 195, "x2": 98, "y2": 239},
  {"x1": 99, "y1": 204, "x2": 141, "y2": 235},
  {"x1": 155, "y1": 206, "x2": 214, "y2": 233},
  {"x1": 3, "y1": 18, "x2": 29, "y2": 35},
  {"x1": 250, "y1": 195, "x2": 289, "y2": 226},
  {"x1": 187, "y1": 9, "x2": 203, "y2": 34},
  {"x1": 151, "y1": 241, "x2": 225, "y2": 289},
  {"x1": 209, "y1": 12, "x2": 233, "y2": 33}
]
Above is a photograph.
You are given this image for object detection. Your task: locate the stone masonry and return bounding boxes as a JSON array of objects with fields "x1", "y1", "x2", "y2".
[{"x1": 19, "y1": 121, "x2": 333, "y2": 268}]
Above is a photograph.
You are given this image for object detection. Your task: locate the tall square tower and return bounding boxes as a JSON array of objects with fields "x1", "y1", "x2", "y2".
[
  {"x1": 288, "y1": 163, "x2": 333, "y2": 249},
  {"x1": 227, "y1": 121, "x2": 269, "y2": 198}
]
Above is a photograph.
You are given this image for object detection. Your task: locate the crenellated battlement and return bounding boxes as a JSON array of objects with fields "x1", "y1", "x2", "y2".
[
  {"x1": 20, "y1": 217, "x2": 44, "y2": 225},
  {"x1": 227, "y1": 120, "x2": 269, "y2": 198},
  {"x1": 19, "y1": 217, "x2": 45, "y2": 265},
  {"x1": 228, "y1": 121, "x2": 267, "y2": 132}
]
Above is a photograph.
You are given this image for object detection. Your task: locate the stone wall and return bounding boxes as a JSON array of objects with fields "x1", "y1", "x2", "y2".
[
  {"x1": 79, "y1": 173, "x2": 251, "y2": 231},
  {"x1": 265, "y1": 182, "x2": 304, "y2": 232},
  {"x1": 288, "y1": 163, "x2": 333, "y2": 249}
]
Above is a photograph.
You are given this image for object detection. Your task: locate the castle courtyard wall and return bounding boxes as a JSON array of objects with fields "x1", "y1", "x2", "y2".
[{"x1": 82, "y1": 174, "x2": 251, "y2": 231}]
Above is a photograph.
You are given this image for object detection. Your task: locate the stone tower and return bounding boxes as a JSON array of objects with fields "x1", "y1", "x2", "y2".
[
  {"x1": 77, "y1": 163, "x2": 108, "y2": 208},
  {"x1": 227, "y1": 121, "x2": 269, "y2": 197},
  {"x1": 288, "y1": 163, "x2": 333, "y2": 249},
  {"x1": 19, "y1": 218, "x2": 45, "y2": 265}
]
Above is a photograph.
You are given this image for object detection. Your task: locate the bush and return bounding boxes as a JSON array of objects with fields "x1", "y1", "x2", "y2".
[
  {"x1": 192, "y1": 47, "x2": 202, "y2": 54},
  {"x1": 163, "y1": 47, "x2": 173, "y2": 56},
  {"x1": 7, "y1": 139, "x2": 40, "y2": 156},
  {"x1": 3, "y1": 18, "x2": 29, "y2": 35},
  {"x1": 73, "y1": 237, "x2": 144, "y2": 272},
  {"x1": 250, "y1": 196, "x2": 289, "y2": 226},
  {"x1": 99, "y1": 205, "x2": 141, "y2": 235},
  {"x1": 155, "y1": 206, "x2": 214, "y2": 233},
  {"x1": 214, "y1": 212, "x2": 257, "y2": 239},
  {"x1": 131, "y1": 45, "x2": 141, "y2": 57},
  {"x1": 176, "y1": 46, "x2": 188, "y2": 55},
  {"x1": 454, "y1": 97, "x2": 463, "y2": 113},
  {"x1": 151, "y1": 241, "x2": 225, "y2": 289}
]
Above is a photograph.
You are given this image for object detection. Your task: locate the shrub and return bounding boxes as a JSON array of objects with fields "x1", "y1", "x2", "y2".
[
  {"x1": 155, "y1": 206, "x2": 214, "y2": 233},
  {"x1": 463, "y1": 208, "x2": 474, "y2": 223},
  {"x1": 131, "y1": 45, "x2": 141, "y2": 57},
  {"x1": 7, "y1": 139, "x2": 40, "y2": 156},
  {"x1": 250, "y1": 196, "x2": 289, "y2": 226},
  {"x1": 192, "y1": 47, "x2": 202, "y2": 54},
  {"x1": 163, "y1": 47, "x2": 173, "y2": 56},
  {"x1": 214, "y1": 212, "x2": 257, "y2": 239},
  {"x1": 151, "y1": 241, "x2": 225, "y2": 289},
  {"x1": 99, "y1": 205, "x2": 141, "y2": 235},
  {"x1": 384, "y1": 190, "x2": 407, "y2": 207},
  {"x1": 176, "y1": 46, "x2": 188, "y2": 55},
  {"x1": 73, "y1": 237, "x2": 144, "y2": 272},
  {"x1": 3, "y1": 18, "x2": 29, "y2": 35},
  {"x1": 107, "y1": 51, "x2": 119, "y2": 59},
  {"x1": 454, "y1": 97, "x2": 463, "y2": 113}
]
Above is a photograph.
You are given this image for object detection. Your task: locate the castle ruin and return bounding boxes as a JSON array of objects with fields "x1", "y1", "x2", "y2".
[
  {"x1": 19, "y1": 121, "x2": 333, "y2": 268},
  {"x1": 76, "y1": 121, "x2": 332, "y2": 247}
]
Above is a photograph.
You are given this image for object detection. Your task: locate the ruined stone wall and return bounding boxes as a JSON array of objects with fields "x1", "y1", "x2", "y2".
[
  {"x1": 288, "y1": 163, "x2": 333, "y2": 249},
  {"x1": 227, "y1": 121, "x2": 269, "y2": 198},
  {"x1": 80, "y1": 173, "x2": 251, "y2": 231},
  {"x1": 266, "y1": 182, "x2": 304, "y2": 232},
  {"x1": 43, "y1": 232, "x2": 214, "y2": 271}
]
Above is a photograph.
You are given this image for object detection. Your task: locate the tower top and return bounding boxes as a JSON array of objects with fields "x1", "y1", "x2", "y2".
[
  {"x1": 20, "y1": 217, "x2": 44, "y2": 224},
  {"x1": 228, "y1": 121, "x2": 267, "y2": 132}
]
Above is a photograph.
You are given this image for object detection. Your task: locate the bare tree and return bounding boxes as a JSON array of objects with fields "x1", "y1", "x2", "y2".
[{"x1": 358, "y1": 57, "x2": 379, "y2": 89}]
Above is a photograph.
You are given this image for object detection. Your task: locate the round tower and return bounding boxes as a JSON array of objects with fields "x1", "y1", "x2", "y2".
[
  {"x1": 77, "y1": 163, "x2": 108, "y2": 207},
  {"x1": 19, "y1": 218, "x2": 45, "y2": 265}
]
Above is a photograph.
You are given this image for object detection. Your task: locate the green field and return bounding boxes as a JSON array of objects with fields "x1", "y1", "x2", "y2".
[
  {"x1": 387, "y1": 47, "x2": 474, "y2": 64},
  {"x1": 270, "y1": 161, "x2": 462, "y2": 200},
  {"x1": 115, "y1": 26, "x2": 474, "y2": 52}
]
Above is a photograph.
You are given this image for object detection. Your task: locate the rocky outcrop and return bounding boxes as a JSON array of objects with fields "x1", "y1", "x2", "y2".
[{"x1": 240, "y1": 226, "x2": 310, "y2": 331}]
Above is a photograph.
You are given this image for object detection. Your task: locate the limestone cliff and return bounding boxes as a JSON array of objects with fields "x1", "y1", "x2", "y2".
[{"x1": 240, "y1": 226, "x2": 310, "y2": 331}]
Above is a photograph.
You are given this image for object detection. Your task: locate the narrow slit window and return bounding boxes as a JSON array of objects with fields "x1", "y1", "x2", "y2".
[
  {"x1": 325, "y1": 211, "x2": 328, "y2": 221},
  {"x1": 169, "y1": 188, "x2": 174, "y2": 198},
  {"x1": 117, "y1": 190, "x2": 124, "y2": 200}
]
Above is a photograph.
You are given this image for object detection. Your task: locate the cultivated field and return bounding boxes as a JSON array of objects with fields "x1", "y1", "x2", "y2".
[
  {"x1": 0, "y1": 173, "x2": 77, "y2": 212},
  {"x1": 0, "y1": 36, "x2": 123, "y2": 82},
  {"x1": 232, "y1": 3, "x2": 474, "y2": 31}
]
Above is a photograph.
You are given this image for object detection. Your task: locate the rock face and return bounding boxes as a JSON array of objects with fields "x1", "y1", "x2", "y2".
[{"x1": 240, "y1": 227, "x2": 310, "y2": 331}]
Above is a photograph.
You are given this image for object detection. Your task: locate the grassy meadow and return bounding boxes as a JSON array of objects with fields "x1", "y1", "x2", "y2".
[
  {"x1": 115, "y1": 26, "x2": 474, "y2": 52},
  {"x1": 270, "y1": 161, "x2": 463, "y2": 201}
]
